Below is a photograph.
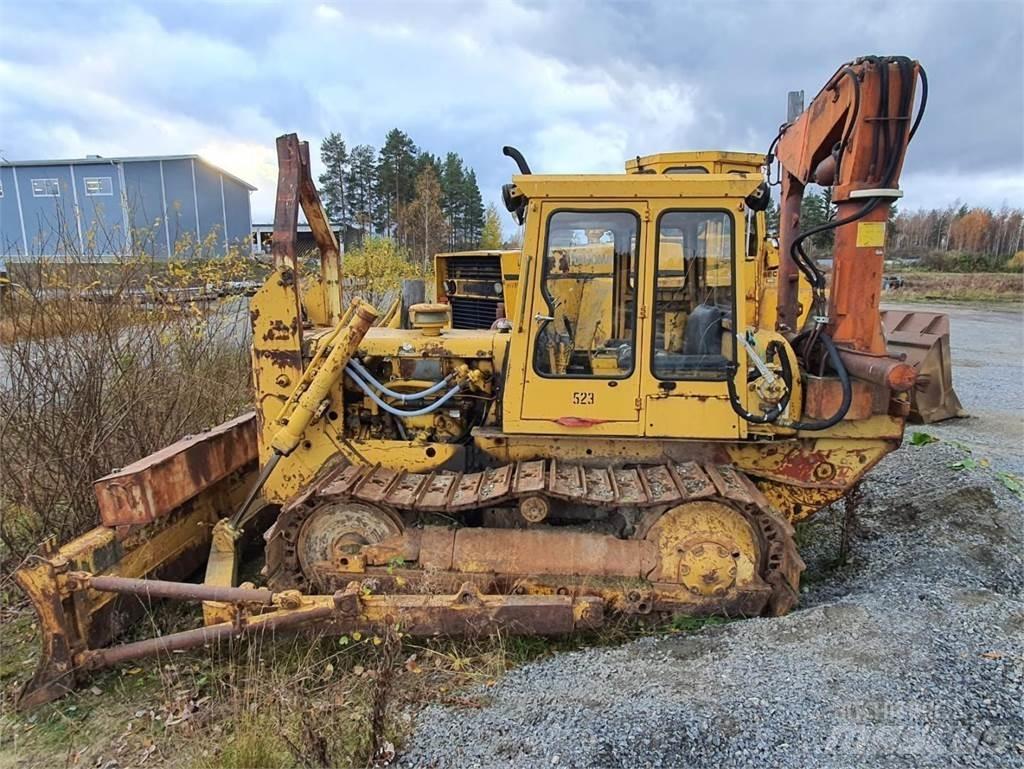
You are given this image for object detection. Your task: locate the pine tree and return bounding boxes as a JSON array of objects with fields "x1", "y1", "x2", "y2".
[
  {"x1": 440, "y1": 153, "x2": 466, "y2": 250},
  {"x1": 318, "y1": 132, "x2": 349, "y2": 227},
  {"x1": 415, "y1": 151, "x2": 441, "y2": 182},
  {"x1": 800, "y1": 189, "x2": 834, "y2": 253},
  {"x1": 765, "y1": 196, "x2": 780, "y2": 237},
  {"x1": 480, "y1": 204, "x2": 503, "y2": 249},
  {"x1": 346, "y1": 144, "x2": 378, "y2": 238},
  {"x1": 464, "y1": 169, "x2": 485, "y2": 247},
  {"x1": 377, "y1": 129, "x2": 419, "y2": 237}
]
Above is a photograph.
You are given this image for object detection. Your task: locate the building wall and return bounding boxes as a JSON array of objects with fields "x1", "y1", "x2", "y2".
[
  {"x1": 0, "y1": 158, "x2": 252, "y2": 260},
  {"x1": 122, "y1": 160, "x2": 168, "y2": 259},
  {"x1": 0, "y1": 166, "x2": 25, "y2": 254},
  {"x1": 73, "y1": 162, "x2": 129, "y2": 254}
]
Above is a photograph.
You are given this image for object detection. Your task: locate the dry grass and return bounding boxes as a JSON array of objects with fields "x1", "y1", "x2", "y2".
[
  {"x1": 885, "y1": 271, "x2": 1023, "y2": 303},
  {"x1": 0, "y1": 594, "x2": 663, "y2": 769}
]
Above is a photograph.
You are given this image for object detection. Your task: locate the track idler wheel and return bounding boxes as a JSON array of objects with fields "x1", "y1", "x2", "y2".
[
  {"x1": 646, "y1": 500, "x2": 764, "y2": 605},
  {"x1": 267, "y1": 500, "x2": 402, "y2": 592}
]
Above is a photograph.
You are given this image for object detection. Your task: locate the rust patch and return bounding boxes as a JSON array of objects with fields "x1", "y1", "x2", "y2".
[
  {"x1": 261, "y1": 349, "x2": 303, "y2": 369},
  {"x1": 553, "y1": 416, "x2": 609, "y2": 427},
  {"x1": 263, "y1": 318, "x2": 295, "y2": 342}
]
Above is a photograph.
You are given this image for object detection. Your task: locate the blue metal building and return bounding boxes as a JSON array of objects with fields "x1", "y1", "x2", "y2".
[{"x1": 0, "y1": 155, "x2": 255, "y2": 259}]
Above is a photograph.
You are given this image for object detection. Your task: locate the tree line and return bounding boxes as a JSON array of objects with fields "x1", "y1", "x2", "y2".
[
  {"x1": 319, "y1": 129, "x2": 505, "y2": 268},
  {"x1": 768, "y1": 190, "x2": 1024, "y2": 271}
]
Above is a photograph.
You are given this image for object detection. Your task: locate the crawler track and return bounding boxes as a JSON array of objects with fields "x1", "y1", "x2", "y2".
[{"x1": 266, "y1": 460, "x2": 804, "y2": 617}]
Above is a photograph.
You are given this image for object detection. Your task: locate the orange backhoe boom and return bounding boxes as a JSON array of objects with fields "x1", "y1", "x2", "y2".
[{"x1": 774, "y1": 56, "x2": 925, "y2": 355}]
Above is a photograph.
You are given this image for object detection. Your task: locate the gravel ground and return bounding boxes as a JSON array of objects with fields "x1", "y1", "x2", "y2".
[{"x1": 401, "y1": 304, "x2": 1024, "y2": 769}]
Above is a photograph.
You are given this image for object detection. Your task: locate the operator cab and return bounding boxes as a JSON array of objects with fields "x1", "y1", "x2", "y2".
[{"x1": 500, "y1": 159, "x2": 769, "y2": 439}]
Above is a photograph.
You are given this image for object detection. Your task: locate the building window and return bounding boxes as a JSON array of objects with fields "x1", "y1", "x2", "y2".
[
  {"x1": 84, "y1": 177, "x2": 113, "y2": 196},
  {"x1": 31, "y1": 178, "x2": 60, "y2": 197}
]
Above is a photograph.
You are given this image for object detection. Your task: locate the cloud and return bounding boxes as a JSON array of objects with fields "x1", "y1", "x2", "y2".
[{"x1": 0, "y1": 0, "x2": 1020, "y2": 224}]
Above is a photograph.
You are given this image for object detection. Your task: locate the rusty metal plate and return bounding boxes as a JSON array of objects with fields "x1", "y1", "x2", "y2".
[
  {"x1": 479, "y1": 465, "x2": 513, "y2": 503},
  {"x1": 449, "y1": 473, "x2": 484, "y2": 511},
  {"x1": 385, "y1": 472, "x2": 428, "y2": 507},
  {"x1": 94, "y1": 413, "x2": 257, "y2": 527},
  {"x1": 707, "y1": 464, "x2": 754, "y2": 507},
  {"x1": 321, "y1": 465, "x2": 370, "y2": 498},
  {"x1": 513, "y1": 460, "x2": 546, "y2": 495},
  {"x1": 612, "y1": 468, "x2": 647, "y2": 505},
  {"x1": 583, "y1": 468, "x2": 615, "y2": 504},
  {"x1": 669, "y1": 462, "x2": 716, "y2": 501},
  {"x1": 548, "y1": 460, "x2": 585, "y2": 500},
  {"x1": 640, "y1": 465, "x2": 682, "y2": 506},
  {"x1": 354, "y1": 466, "x2": 399, "y2": 504},
  {"x1": 418, "y1": 473, "x2": 459, "y2": 511}
]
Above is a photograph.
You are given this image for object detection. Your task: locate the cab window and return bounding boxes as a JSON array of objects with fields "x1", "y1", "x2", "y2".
[
  {"x1": 651, "y1": 210, "x2": 735, "y2": 380},
  {"x1": 746, "y1": 208, "x2": 760, "y2": 259},
  {"x1": 534, "y1": 211, "x2": 639, "y2": 378}
]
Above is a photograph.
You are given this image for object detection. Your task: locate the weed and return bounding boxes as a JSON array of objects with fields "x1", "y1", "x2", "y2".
[
  {"x1": 207, "y1": 714, "x2": 295, "y2": 769},
  {"x1": 667, "y1": 615, "x2": 732, "y2": 633},
  {"x1": 0, "y1": 250, "x2": 256, "y2": 568},
  {"x1": 995, "y1": 471, "x2": 1024, "y2": 499}
]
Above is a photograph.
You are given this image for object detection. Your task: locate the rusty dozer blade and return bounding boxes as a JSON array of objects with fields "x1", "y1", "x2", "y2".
[
  {"x1": 881, "y1": 309, "x2": 966, "y2": 424},
  {"x1": 13, "y1": 413, "x2": 261, "y2": 709}
]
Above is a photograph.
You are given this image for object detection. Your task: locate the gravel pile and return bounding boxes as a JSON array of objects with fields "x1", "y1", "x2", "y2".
[{"x1": 400, "y1": 439, "x2": 1024, "y2": 768}]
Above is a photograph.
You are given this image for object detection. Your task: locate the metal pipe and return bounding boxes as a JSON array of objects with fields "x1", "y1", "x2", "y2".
[
  {"x1": 776, "y1": 173, "x2": 805, "y2": 333},
  {"x1": 79, "y1": 604, "x2": 336, "y2": 669},
  {"x1": 837, "y1": 348, "x2": 917, "y2": 391},
  {"x1": 270, "y1": 300, "x2": 379, "y2": 456},
  {"x1": 85, "y1": 574, "x2": 275, "y2": 605}
]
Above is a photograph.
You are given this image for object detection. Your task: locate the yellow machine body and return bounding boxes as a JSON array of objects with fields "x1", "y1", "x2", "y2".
[
  {"x1": 249, "y1": 152, "x2": 856, "y2": 517},
  {"x1": 14, "y1": 135, "x2": 928, "y2": 708}
]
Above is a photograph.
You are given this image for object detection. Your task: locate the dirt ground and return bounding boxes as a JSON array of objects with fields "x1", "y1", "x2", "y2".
[{"x1": 1, "y1": 300, "x2": 1021, "y2": 768}]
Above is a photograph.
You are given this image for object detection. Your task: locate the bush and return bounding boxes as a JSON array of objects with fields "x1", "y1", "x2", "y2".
[
  {"x1": 912, "y1": 249, "x2": 1019, "y2": 273},
  {"x1": 0, "y1": 251, "x2": 256, "y2": 568},
  {"x1": 342, "y1": 236, "x2": 425, "y2": 308}
]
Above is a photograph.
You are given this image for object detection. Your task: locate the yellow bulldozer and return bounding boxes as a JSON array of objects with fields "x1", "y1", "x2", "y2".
[{"x1": 15, "y1": 55, "x2": 963, "y2": 708}]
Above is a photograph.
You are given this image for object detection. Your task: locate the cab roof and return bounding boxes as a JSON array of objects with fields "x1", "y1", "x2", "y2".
[{"x1": 509, "y1": 172, "x2": 763, "y2": 202}]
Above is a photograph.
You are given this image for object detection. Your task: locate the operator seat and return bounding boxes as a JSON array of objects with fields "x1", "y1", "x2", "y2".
[{"x1": 652, "y1": 304, "x2": 728, "y2": 375}]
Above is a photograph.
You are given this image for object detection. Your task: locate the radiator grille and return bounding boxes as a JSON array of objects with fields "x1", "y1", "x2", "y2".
[
  {"x1": 449, "y1": 256, "x2": 501, "y2": 281},
  {"x1": 451, "y1": 296, "x2": 500, "y2": 329}
]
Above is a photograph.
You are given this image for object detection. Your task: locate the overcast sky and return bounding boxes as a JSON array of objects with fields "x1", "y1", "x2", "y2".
[{"x1": 1, "y1": 0, "x2": 1021, "y2": 225}]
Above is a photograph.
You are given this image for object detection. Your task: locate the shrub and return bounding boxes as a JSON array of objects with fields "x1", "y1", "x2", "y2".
[{"x1": 0, "y1": 249, "x2": 257, "y2": 568}]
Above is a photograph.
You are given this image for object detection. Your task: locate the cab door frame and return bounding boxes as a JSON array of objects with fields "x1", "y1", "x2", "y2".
[
  {"x1": 501, "y1": 200, "x2": 649, "y2": 437},
  {"x1": 638, "y1": 199, "x2": 749, "y2": 440}
]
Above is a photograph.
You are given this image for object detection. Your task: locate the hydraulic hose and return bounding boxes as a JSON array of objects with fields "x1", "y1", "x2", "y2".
[
  {"x1": 787, "y1": 331, "x2": 852, "y2": 431},
  {"x1": 346, "y1": 358, "x2": 453, "y2": 403},
  {"x1": 346, "y1": 365, "x2": 461, "y2": 418},
  {"x1": 726, "y1": 340, "x2": 794, "y2": 424},
  {"x1": 909, "y1": 64, "x2": 928, "y2": 141}
]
